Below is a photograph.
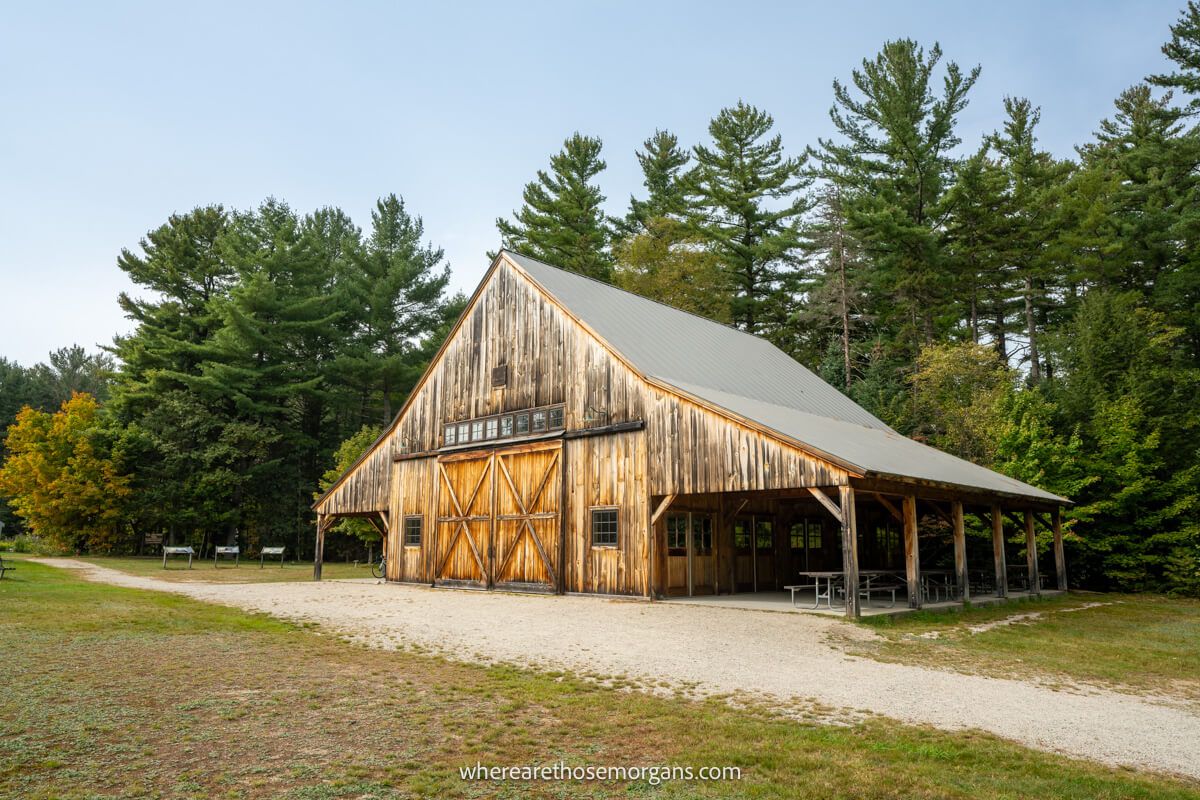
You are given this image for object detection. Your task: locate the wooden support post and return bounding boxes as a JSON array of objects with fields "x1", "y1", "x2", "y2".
[
  {"x1": 952, "y1": 500, "x2": 968, "y2": 603},
  {"x1": 903, "y1": 495, "x2": 920, "y2": 609},
  {"x1": 991, "y1": 505, "x2": 1007, "y2": 598},
  {"x1": 1024, "y1": 509, "x2": 1041, "y2": 596},
  {"x1": 839, "y1": 485, "x2": 860, "y2": 619},
  {"x1": 648, "y1": 493, "x2": 675, "y2": 600},
  {"x1": 1053, "y1": 506, "x2": 1067, "y2": 592},
  {"x1": 313, "y1": 514, "x2": 327, "y2": 581}
]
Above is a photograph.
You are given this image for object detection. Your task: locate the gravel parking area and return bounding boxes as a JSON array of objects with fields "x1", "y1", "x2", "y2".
[{"x1": 38, "y1": 558, "x2": 1200, "y2": 780}]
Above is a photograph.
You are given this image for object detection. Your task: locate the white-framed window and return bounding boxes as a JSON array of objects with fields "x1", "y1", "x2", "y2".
[
  {"x1": 444, "y1": 424, "x2": 456, "y2": 445},
  {"x1": 485, "y1": 418, "x2": 498, "y2": 439},
  {"x1": 457, "y1": 423, "x2": 469, "y2": 443},
  {"x1": 532, "y1": 410, "x2": 546, "y2": 432},
  {"x1": 404, "y1": 516, "x2": 422, "y2": 547},
  {"x1": 471, "y1": 420, "x2": 484, "y2": 441},
  {"x1": 591, "y1": 507, "x2": 619, "y2": 548}
]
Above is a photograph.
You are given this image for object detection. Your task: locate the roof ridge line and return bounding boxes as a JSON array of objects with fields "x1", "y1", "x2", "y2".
[{"x1": 499, "y1": 248, "x2": 777, "y2": 349}]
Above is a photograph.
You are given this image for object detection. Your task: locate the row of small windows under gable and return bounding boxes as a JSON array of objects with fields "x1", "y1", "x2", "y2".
[
  {"x1": 397, "y1": 510, "x2": 618, "y2": 550},
  {"x1": 443, "y1": 404, "x2": 564, "y2": 447}
]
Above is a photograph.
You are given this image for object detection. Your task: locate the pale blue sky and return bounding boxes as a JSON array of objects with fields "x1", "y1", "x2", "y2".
[{"x1": 0, "y1": 0, "x2": 1184, "y2": 365}]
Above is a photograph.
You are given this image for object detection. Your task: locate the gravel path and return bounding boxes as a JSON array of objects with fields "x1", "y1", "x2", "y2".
[{"x1": 37, "y1": 558, "x2": 1200, "y2": 780}]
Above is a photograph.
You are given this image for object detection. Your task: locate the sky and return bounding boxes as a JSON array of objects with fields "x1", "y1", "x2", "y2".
[{"x1": 0, "y1": 0, "x2": 1186, "y2": 366}]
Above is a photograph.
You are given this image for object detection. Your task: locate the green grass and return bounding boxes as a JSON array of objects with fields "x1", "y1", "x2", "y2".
[
  {"x1": 853, "y1": 593, "x2": 1200, "y2": 702},
  {"x1": 68, "y1": 554, "x2": 372, "y2": 583},
  {"x1": 1, "y1": 562, "x2": 1197, "y2": 799}
]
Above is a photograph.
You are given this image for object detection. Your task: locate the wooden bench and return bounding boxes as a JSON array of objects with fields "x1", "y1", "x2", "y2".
[
  {"x1": 214, "y1": 546, "x2": 239, "y2": 568},
  {"x1": 162, "y1": 546, "x2": 195, "y2": 569},
  {"x1": 259, "y1": 546, "x2": 285, "y2": 568},
  {"x1": 0, "y1": 555, "x2": 15, "y2": 580}
]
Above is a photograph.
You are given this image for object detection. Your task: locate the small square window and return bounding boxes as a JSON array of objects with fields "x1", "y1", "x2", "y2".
[
  {"x1": 591, "y1": 508, "x2": 618, "y2": 548},
  {"x1": 444, "y1": 424, "x2": 456, "y2": 446},
  {"x1": 471, "y1": 421, "x2": 484, "y2": 441},
  {"x1": 548, "y1": 406, "x2": 564, "y2": 429},
  {"x1": 500, "y1": 415, "x2": 514, "y2": 437},
  {"x1": 485, "y1": 418, "x2": 498, "y2": 439},
  {"x1": 404, "y1": 516, "x2": 422, "y2": 547},
  {"x1": 457, "y1": 423, "x2": 469, "y2": 442},
  {"x1": 515, "y1": 414, "x2": 529, "y2": 434},
  {"x1": 532, "y1": 410, "x2": 546, "y2": 432}
]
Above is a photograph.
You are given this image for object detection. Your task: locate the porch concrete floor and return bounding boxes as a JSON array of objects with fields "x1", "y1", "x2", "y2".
[{"x1": 666, "y1": 589, "x2": 1063, "y2": 617}]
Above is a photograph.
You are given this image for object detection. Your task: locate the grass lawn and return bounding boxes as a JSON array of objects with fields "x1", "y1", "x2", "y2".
[
  {"x1": 852, "y1": 593, "x2": 1200, "y2": 703},
  {"x1": 69, "y1": 554, "x2": 372, "y2": 583},
  {"x1": 1, "y1": 562, "x2": 1197, "y2": 799}
]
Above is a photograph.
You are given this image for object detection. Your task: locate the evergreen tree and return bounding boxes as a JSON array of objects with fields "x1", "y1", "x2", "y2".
[
  {"x1": 496, "y1": 133, "x2": 614, "y2": 281},
  {"x1": 988, "y1": 98, "x2": 1071, "y2": 381},
  {"x1": 619, "y1": 130, "x2": 692, "y2": 238},
  {"x1": 1150, "y1": 1, "x2": 1200, "y2": 115},
  {"x1": 815, "y1": 40, "x2": 980, "y2": 357},
  {"x1": 686, "y1": 101, "x2": 809, "y2": 339},
  {"x1": 341, "y1": 195, "x2": 458, "y2": 423},
  {"x1": 798, "y1": 185, "x2": 867, "y2": 386},
  {"x1": 944, "y1": 147, "x2": 1011, "y2": 352}
]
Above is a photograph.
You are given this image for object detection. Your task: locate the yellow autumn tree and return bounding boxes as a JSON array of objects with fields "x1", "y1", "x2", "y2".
[{"x1": 0, "y1": 393, "x2": 132, "y2": 552}]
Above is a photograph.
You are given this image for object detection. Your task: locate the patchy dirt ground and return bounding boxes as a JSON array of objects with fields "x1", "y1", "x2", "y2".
[{"x1": 38, "y1": 558, "x2": 1200, "y2": 781}]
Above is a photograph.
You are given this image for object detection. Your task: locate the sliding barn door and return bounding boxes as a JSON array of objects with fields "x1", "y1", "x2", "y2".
[
  {"x1": 433, "y1": 443, "x2": 562, "y2": 591},
  {"x1": 434, "y1": 453, "x2": 493, "y2": 587},
  {"x1": 493, "y1": 444, "x2": 561, "y2": 591}
]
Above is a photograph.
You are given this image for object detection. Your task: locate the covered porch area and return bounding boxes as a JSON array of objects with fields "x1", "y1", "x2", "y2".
[{"x1": 649, "y1": 478, "x2": 1069, "y2": 618}]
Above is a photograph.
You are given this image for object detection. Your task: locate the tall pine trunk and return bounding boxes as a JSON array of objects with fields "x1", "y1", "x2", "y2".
[
  {"x1": 837, "y1": 225, "x2": 852, "y2": 389},
  {"x1": 1024, "y1": 276, "x2": 1041, "y2": 382}
]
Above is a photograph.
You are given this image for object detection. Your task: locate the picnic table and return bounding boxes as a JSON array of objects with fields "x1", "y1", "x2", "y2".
[
  {"x1": 787, "y1": 570, "x2": 907, "y2": 610},
  {"x1": 162, "y1": 546, "x2": 195, "y2": 569},
  {"x1": 214, "y1": 546, "x2": 239, "y2": 568},
  {"x1": 260, "y1": 546, "x2": 285, "y2": 568},
  {"x1": 788, "y1": 571, "x2": 844, "y2": 609}
]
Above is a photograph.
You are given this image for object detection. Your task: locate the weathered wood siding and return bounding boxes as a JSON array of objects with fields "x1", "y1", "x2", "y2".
[
  {"x1": 644, "y1": 387, "x2": 848, "y2": 495},
  {"x1": 318, "y1": 438, "x2": 391, "y2": 515},
  {"x1": 390, "y1": 260, "x2": 646, "y2": 455},
  {"x1": 562, "y1": 429, "x2": 649, "y2": 595},
  {"x1": 387, "y1": 457, "x2": 434, "y2": 583}
]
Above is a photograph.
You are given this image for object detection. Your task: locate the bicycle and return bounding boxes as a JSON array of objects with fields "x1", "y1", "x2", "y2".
[{"x1": 370, "y1": 553, "x2": 386, "y2": 579}]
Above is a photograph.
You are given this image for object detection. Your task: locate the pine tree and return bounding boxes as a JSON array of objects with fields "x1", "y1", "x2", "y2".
[
  {"x1": 815, "y1": 40, "x2": 980, "y2": 358},
  {"x1": 686, "y1": 101, "x2": 809, "y2": 339},
  {"x1": 342, "y1": 195, "x2": 459, "y2": 423},
  {"x1": 109, "y1": 205, "x2": 234, "y2": 416},
  {"x1": 798, "y1": 185, "x2": 867, "y2": 386},
  {"x1": 1150, "y1": 1, "x2": 1200, "y2": 115},
  {"x1": 944, "y1": 146, "x2": 1011, "y2": 352},
  {"x1": 619, "y1": 130, "x2": 691, "y2": 238},
  {"x1": 496, "y1": 133, "x2": 614, "y2": 281},
  {"x1": 988, "y1": 98, "x2": 1071, "y2": 381}
]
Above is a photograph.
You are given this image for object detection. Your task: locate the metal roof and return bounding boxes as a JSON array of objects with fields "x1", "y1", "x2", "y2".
[{"x1": 505, "y1": 250, "x2": 1066, "y2": 503}]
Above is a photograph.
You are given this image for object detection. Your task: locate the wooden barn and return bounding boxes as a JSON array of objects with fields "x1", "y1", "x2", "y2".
[{"x1": 313, "y1": 250, "x2": 1069, "y2": 617}]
